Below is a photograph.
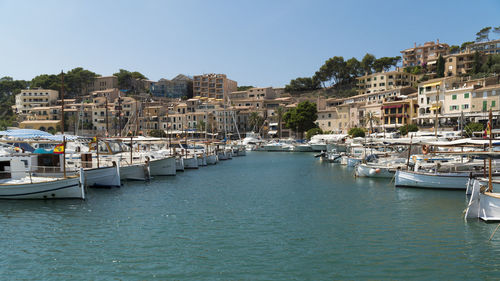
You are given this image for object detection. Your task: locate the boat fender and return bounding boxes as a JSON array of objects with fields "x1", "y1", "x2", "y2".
[
  {"x1": 375, "y1": 168, "x2": 381, "y2": 174},
  {"x1": 369, "y1": 169, "x2": 376, "y2": 175},
  {"x1": 422, "y1": 145, "x2": 429, "y2": 155}
]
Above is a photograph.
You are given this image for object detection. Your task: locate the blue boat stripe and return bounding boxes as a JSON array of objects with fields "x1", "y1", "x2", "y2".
[{"x1": 0, "y1": 184, "x2": 80, "y2": 197}]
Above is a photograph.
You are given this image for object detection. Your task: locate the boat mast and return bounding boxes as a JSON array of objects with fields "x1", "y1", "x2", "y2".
[
  {"x1": 435, "y1": 85, "x2": 439, "y2": 139},
  {"x1": 60, "y1": 71, "x2": 65, "y2": 135},
  {"x1": 488, "y1": 109, "x2": 493, "y2": 192}
]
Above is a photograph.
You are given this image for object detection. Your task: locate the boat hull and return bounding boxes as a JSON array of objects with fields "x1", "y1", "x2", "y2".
[
  {"x1": 184, "y1": 157, "x2": 198, "y2": 169},
  {"x1": 355, "y1": 164, "x2": 394, "y2": 178},
  {"x1": 395, "y1": 170, "x2": 468, "y2": 189},
  {"x1": 120, "y1": 163, "x2": 150, "y2": 181},
  {"x1": 310, "y1": 144, "x2": 327, "y2": 151},
  {"x1": 206, "y1": 154, "x2": 217, "y2": 165},
  {"x1": 149, "y1": 157, "x2": 176, "y2": 176},
  {"x1": 0, "y1": 177, "x2": 84, "y2": 199},
  {"x1": 84, "y1": 165, "x2": 121, "y2": 187},
  {"x1": 175, "y1": 157, "x2": 184, "y2": 171}
]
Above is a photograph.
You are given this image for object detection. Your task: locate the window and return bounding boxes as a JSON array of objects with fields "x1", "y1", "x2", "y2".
[
  {"x1": 373, "y1": 77, "x2": 377, "y2": 81},
  {"x1": 483, "y1": 101, "x2": 488, "y2": 111},
  {"x1": 464, "y1": 93, "x2": 469, "y2": 98},
  {"x1": 462, "y1": 104, "x2": 469, "y2": 109},
  {"x1": 492, "y1": 100, "x2": 496, "y2": 107},
  {"x1": 328, "y1": 121, "x2": 331, "y2": 127},
  {"x1": 452, "y1": 94, "x2": 457, "y2": 100}
]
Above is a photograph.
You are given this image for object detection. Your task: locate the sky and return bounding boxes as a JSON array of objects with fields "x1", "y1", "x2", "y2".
[{"x1": 1, "y1": 0, "x2": 499, "y2": 87}]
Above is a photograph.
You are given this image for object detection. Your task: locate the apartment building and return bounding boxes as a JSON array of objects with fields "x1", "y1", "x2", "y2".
[
  {"x1": 316, "y1": 109, "x2": 339, "y2": 132},
  {"x1": 381, "y1": 94, "x2": 418, "y2": 129},
  {"x1": 401, "y1": 40, "x2": 449, "y2": 67},
  {"x1": 193, "y1": 74, "x2": 237, "y2": 100},
  {"x1": 356, "y1": 70, "x2": 418, "y2": 95},
  {"x1": 151, "y1": 74, "x2": 193, "y2": 99},
  {"x1": 15, "y1": 89, "x2": 59, "y2": 115},
  {"x1": 467, "y1": 39, "x2": 500, "y2": 55},
  {"x1": 443, "y1": 51, "x2": 475, "y2": 77}
]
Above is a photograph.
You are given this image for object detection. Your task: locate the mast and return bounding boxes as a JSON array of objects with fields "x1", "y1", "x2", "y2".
[
  {"x1": 63, "y1": 136, "x2": 66, "y2": 178},
  {"x1": 60, "y1": 71, "x2": 65, "y2": 135},
  {"x1": 488, "y1": 109, "x2": 493, "y2": 192},
  {"x1": 435, "y1": 85, "x2": 439, "y2": 139},
  {"x1": 105, "y1": 96, "x2": 109, "y2": 136},
  {"x1": 135, "y1": 99, "x2": 139, "y2": 136},
  {"x1": 118, "y1": 93, "x2": 122, "y2": 136}
]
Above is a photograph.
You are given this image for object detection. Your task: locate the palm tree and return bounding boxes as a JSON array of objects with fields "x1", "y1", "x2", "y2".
[
  {"x1": 275, "y1": 106, "x2": 285, "y2": 139},
  {"x1": 363, "y1": 111, "x2": 379, "y2": 135},
  {"x1": 249, "y1": 112, "x2": 261, "y2": 133}
]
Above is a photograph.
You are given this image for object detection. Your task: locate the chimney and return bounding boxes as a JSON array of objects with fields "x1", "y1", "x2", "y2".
[
  {"x1": 437, "y1": 38, "x2": 439, "y2": 44},
  {"x1": 414, "y1": 42, "x2": 417, "y2": 48}
]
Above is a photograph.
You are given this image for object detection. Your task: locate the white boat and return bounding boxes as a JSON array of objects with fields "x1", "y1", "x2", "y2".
[
  {"x1": 395, "y1": 170, "x2": 469, "y2": 189},
  {"x1": 347, "y1": 157, "x2": 362, "y2": 167},
  {"x1": 206, "y1": 154, "x2": 217, "y2": 165},
  {"x1": 84, "y1": 165, "x2": 121, "y2": 187},
  {"x1": 293, "y1": 144, "x2": 313, "y2": 152},
  {"x1": 120, "y1": 163, "x2": 150, "y2": 181},
  {"x1": 183, "y1": 155, "x2": 198, "y2": 169},
  {"x1": 148, "y1": 156, "x2": 176, "y2": 176},
  {"x1": 466, "y1": 179, "x2": 500, "y2": 221},
  {"x1": 175, "y1": 157, "x2": 184, "y2": 171},
  {"x1": 218, "y1": 151, "x2": 228, "y2": 160},
  {"x1": 0, "y1": 159, "x2": 85, "y2": 199},
  {"x1": 355, "y1": 163, "x2": 395, "y2": 178},
  {"x1": 262, "y1": 142, "x2": 292, "y2": 152}
]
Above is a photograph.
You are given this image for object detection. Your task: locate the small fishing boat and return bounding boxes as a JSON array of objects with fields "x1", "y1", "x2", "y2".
[{"x1": 394, "y1": 170, "x2": 470, "y2": 190}]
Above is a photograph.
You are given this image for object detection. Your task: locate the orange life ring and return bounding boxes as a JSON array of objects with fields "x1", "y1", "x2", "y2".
[{"x1": 422, "y1": 145, "x2": 429, "y2": 155}]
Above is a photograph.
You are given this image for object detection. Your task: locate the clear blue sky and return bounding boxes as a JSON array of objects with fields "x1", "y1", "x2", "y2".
[{"x1": 1, "y1": 0, "x2": 499, "y2": 87}]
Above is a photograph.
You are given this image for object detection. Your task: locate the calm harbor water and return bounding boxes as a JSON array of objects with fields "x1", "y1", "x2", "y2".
[{"x1": 1, "y1": 152, "x2": 500, "y2": 280}]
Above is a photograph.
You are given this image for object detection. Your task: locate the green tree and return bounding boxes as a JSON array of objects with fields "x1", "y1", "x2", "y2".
[
  {"x1": 449, "y1": 45, "x2": 460, "y2": 54},
  {"x1": 461, "y1": 41, "x2": 474, "y2": 51},
  {"x1": 373, "y1": 56, "x2": 401, "y2": 72},
  {"x1": 464, "y1": 122, "x2": 484, "y2": 137},
  {"x1": 361, "y1": 53, "x2": 376, "y2": 74},
  {"x1": 283, "y1": 101, "x2": 318, "y2": 137},
  {"x1": 248, "y1": 112, "x2": 264, "y2": 133},
  {"x1": 149, "y1": 129, "x2": 167, "y2": 138},
  {"x1": 476, "y1": 26, "x2": 492, "y2": 42},
  {"x1": 472, "y1": 51, "x2": 483, "y2": 74},
  {"x1": 237, "y1": 86, "x2": 254, "y2": 91},
  {"x1": 436, "y1": 55, "x2": 445, "y2": 78},
  {"x1": 306, "y1": 127, "x2": 322, "y2": 140},
  {"x1": 399, "y1": 124, "x2": 418, "y2": 136},
  {"x1": 285, "y1": 77, "x2": 320, "y2": 93},
  {"x1": 196, "y1": 120, "x2": 206, "y2": 132},
  {"x1": 275, "y1": 106, "x2": 286, "y2": 139},
  {"x1": 348, "y1": 127, "x2": 365, "y2": 138},
  {"x1": 114, "y1": 69, "x2": 148, "y2": 91},
  {"x1": 362, "y1": 111, "x2": 379, "y2": 134}
]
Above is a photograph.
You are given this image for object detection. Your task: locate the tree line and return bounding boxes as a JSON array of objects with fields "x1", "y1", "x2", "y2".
[{"x1": 285, "y1": 54, "x2": 401, "y2": 93}]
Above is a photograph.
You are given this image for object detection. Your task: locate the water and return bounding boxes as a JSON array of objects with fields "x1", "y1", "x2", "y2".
[{"x1": 1, "y1": 152, "x2": 500, "y2": 280}]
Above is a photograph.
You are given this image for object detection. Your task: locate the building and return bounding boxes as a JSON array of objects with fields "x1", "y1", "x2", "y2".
[
  {"x1": 193, "y1": 74, "x2": 237, "y2": 100},
  {"x1": 443, "y1": 51, "x2": 475, "y2": 77},
  {"x1": 151, "y1": 74, "x2": 193, "y2": 98},
  {"x1": 316, "y1": 109, "x2": 339, "y2": 132},
  {"x1": 381, "y1": 94, "x2": 419, "y2": 129},
  {"x1": 85, "y1": 76, "x2": 118, "y2": 94},
  {"x1": 15, "y1": 89, "x2": 59, "y2": 116},
  {"x1": 401, "y1": 40, "x2": 449, "y2": 67},
  {"x1": 356, "y1": 69, "x2": 418, "y2": 95},
  {"x1": 467, "y1": 39, "x2": 500, "y2": 55}
]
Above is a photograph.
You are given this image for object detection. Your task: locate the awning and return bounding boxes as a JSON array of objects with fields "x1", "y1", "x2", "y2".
[
  {"x1": 423, "y1": 81, "x2": 441, "y2": 88},
  {"x1": 429, "y1": 106, "x2": 441, "y2": 110},
  {"x1": 427, "y1": 61, "x2": 437, "y2": 65},
  {"x1": 268, "y1": 130, "x2": 278, "y2": 135}
]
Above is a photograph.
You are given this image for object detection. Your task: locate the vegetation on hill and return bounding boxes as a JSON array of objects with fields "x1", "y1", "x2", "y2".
[
  {"x1": 285, "y1": 53, "x2": 401, "y2": 99},
  {"x1": 31, "y1": 67, "x2": 99, "y2": 97},
  {"x1": 113, "y1": 69, "x2": 148, "y2": 92},
  {"x1": 237, "y1": 86, "x2": 254, "y2": 91},
  {"x1": 283, "y1": 101, "x2": 317, "y2": 136},
  {"x1": 0, "y1": 76, "x2": 29, "y2": 129}
]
